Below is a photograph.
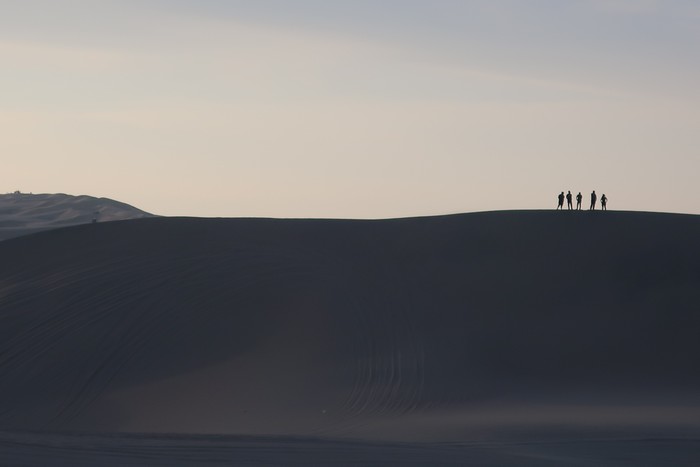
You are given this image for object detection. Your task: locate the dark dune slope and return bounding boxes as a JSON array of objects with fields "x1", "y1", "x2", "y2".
[{"x1": 0, "y1": 211, "x2": 699, "y2": 441}]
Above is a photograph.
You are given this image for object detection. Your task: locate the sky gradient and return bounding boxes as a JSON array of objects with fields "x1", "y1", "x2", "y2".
[{"x1": 2, "y1": 0, "x2": 699, "y2": 217}]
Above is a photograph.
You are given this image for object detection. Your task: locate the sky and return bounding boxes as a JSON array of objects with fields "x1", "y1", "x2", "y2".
[{"x1": 2, "y1": 0, "x2": 699, "y2": 217}]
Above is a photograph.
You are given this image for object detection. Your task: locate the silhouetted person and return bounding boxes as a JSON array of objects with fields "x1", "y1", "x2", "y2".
[
  {"x1": 566, "y1": 191, "x2": 573, "y2": 210},
  {"x1": 590, "y1": 190, "x2": 597, "y2": 210},
  {"x1": 557, "y1": 192, "x2": 565, "y2": 210},
  {"x1": 576, "y1": 192, "x2": 582, "y2": 210},
  {"x1": 601, "y1": 194, "x2": 608, "y2": 211}
]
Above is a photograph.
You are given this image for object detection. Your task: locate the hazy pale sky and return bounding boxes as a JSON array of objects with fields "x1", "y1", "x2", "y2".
[{"x1": 2, "y1": 0, "x2": 699, "y2": 217}]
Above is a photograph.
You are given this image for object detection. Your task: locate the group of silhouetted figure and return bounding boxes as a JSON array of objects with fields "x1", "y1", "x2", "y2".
[{"x1": 557, "y1": 190, "x2": 607, "y2": 211}]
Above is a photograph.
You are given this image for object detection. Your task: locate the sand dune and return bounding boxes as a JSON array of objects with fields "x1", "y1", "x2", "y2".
[
  {"x1": 0, "y1": 211, "x2": 699, "y2": 465},
  {"x1": 0, "y1": 192, "x2": 153, "y2": 241}
]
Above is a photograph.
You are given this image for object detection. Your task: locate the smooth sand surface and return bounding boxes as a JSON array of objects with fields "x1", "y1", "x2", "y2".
[
  {"x1": 0, "y1": 211, "x2": 698, "y2": 465},
  {"x1": 0, "y1": 192, "x2": 152, "y2": 241}
]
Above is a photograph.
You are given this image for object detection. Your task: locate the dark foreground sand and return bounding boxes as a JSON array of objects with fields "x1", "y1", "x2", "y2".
[
  {"x1": 0, "y1": 211, "x2": 698, "y2": 465},
  {"x1": 2, "y1": 431, "x2": 699, "y2": 466}
]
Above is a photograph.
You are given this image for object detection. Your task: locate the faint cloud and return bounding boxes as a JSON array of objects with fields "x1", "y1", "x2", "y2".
[
  {"x1": 587, "y1": 0, "x2": 662, "y2": 14},
  {"x1": 446, "y1": 65, "x2": 625, "y2": 100},
  {"x1": 0, "y1": 40, "x2": 129, "y2": 71},
  {"x1": 139, "y1": 14, "x2": 626, "y2": 103},
  {"x1": 585, "y1": 0, "x2": 700, "y2": 16}
]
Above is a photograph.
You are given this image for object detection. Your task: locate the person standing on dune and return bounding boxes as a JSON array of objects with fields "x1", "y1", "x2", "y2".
[
  {"x1": 590, "y1": 190, "x2": 597, "y2": 210},
  {"x1": 601, "y1": 194, "x2": 608, "y2": 211},
  {"x1": 557, "y1": 192, "x2": 565, "y2": 210},
  {"x1": 576, "y1": 192, "x2": 582, "y2": 210},
  {"x1": 566, "y1": 191, "x2": 573, "y2": 210}
]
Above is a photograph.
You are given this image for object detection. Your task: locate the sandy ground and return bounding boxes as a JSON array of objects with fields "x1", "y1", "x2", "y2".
[
  {"x1": 0, "y1": 211, "x2": 698, "y2": 465},
  {"x1": 2, "y1": 431, "x2": 699, "y2": 466}
]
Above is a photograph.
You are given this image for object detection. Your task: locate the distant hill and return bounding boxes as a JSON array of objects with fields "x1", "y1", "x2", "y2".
[{"x1": 0, "y1": 192, "x2": 154, "y2": 241}]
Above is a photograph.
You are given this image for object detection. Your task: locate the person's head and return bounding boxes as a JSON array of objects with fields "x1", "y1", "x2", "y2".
[
  {"x1": 593, "y1": 190, "x2": 596, "y2": 194},
  {"x1": 567, "y1": 190, "x2": 571, "y2": 194}
]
